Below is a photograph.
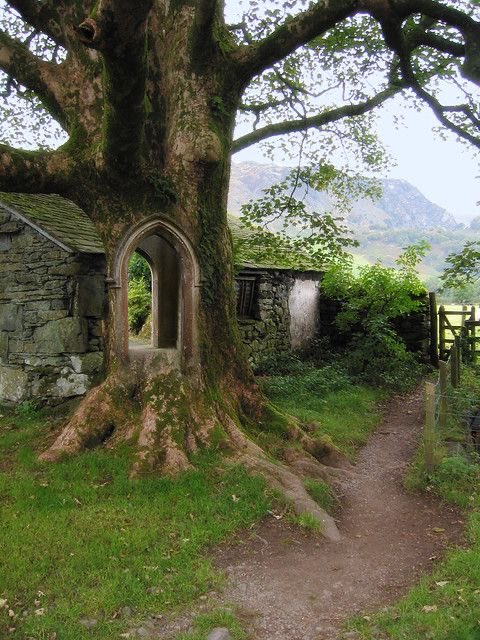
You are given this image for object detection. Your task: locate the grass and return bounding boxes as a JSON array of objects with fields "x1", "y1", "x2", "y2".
[
  {"x1": 260, "y1": 365, "x2": 386, "y2": 458},
  {"x1": 0, "y1": 364, "x2": 399, "y2": 639},
  {"x1": 342, "y1": 365, "x2": 480, "y2": 640},
  {"x1": 0, "y1": 407, "x2": 271, "y2": 640},
  {"x1": 304, "y1": 477, "x2": 337, "y2": 514}
]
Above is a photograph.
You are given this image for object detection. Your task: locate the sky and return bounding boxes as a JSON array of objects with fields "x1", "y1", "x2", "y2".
[
  {"x1": 233, "y1": 101, "x2": 480, "y2": 225},
  {"x1": 225, "y1": 2, "x2": 480, "y2": 226}
]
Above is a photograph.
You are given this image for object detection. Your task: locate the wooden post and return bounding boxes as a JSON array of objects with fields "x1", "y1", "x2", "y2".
[
  {"x1": 439, "y1": 304, "x2": 446, "y2": 360},
  {"x1": 439, "y1": 360, "x2": 448, "y2": 432},
  {"x1": 471, "y1": 306, "x2": 477, "y2": 364},
  {"x1": 455, "y1": 335, "x2": 461, "y2": 385},
  {"x1": 424, "y1": 382, "x2": 436, "y2": 473},
  {"x1": 450, "y1": 343, "x2": 456, "y2": 388},
  {"x1": 429, "y1": 292, "x2": 439, "y2": 368}
]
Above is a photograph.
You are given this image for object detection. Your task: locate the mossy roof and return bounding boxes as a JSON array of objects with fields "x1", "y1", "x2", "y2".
[
  {"x1": 228, "y1": 214, "x2": 320, "y2": 273},
  {"x1": 0, "y1": 192, "x2": 104, "y2": 254}
]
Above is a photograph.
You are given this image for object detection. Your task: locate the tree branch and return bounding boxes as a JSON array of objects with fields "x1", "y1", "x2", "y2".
[
  {"x1": 232, "y1": 87, "x2": 401, "y2": 153},
  {"x1": 74, "y1": 0, "x2": 154, "y2": 174},
  {"x1": 233, "y1": 0, "x2": 357, "y2": 83},
  {"x1": 378, "y1": 19, "x2": 480, "y2": 150},
  {"x1": 0, "y1": 30, "x2": 67, "y2": 127},
  {"x1": 0, "y1": 145, "x2": 75, "y2": 193},
  {"x1": 196, "y1": 0, "x2": 218, "y2": 37},
  {"x1": 7, "y1": 0, "x2": 66, "y2": 47},
  {"x1": 406, "y1": 26, "x2": 465, "y2": 58},
  {"x1": 360, "y1": 0, "x2": 480, "y2": 86}
]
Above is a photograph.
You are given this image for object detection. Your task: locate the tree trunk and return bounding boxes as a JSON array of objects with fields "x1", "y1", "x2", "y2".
[{"x1": 4, "y1": 1, "x2": 345, "y2": 539}]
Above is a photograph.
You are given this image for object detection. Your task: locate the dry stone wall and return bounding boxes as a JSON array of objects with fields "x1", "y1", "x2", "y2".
[
  {"x1": 237, "y1": 270, "x2": 295, "y2": 367},
  {"x1": 0, "y1": 210, "x2": 106, "y2": 403}
]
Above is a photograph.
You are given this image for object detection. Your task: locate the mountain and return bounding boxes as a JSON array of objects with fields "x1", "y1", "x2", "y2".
[{"x1": 228, "y1": 161, "x2": 458, "y2": 231}]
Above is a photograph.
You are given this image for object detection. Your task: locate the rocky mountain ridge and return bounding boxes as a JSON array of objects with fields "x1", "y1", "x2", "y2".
[{"x1": 228, "y1": 161, "x2": 458, "y2": 231}]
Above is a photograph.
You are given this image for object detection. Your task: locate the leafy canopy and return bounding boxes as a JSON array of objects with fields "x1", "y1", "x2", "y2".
[{"x1": 0, "y1": 0, "x2": 479, "y2": 188}]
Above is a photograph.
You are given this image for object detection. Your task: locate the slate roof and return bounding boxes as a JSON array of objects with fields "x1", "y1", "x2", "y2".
[{"x1": 0, "y1": 192, "x2": 104, "y2": 254}]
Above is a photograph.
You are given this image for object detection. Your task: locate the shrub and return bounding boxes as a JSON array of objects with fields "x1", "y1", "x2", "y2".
[
  {"x1": 128, "y1": 278, "x2": 151, "y2": 334},
  {"x1": 321, "y1": 243, "x2": 429, "y2": 389}
]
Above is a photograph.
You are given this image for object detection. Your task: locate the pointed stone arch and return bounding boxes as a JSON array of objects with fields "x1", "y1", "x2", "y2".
[{"x1": 111, "y1": 216, "x2": 200, "y2": 372}]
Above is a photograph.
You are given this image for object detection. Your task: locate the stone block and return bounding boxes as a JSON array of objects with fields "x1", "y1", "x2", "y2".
[
  {"x1": 74, "y1": 276, "x2": 106, "y2": 318},
  {"x1": 0, "y1": 304, "x2": 20, "y2": 331},
  {"x1": 70, "y1": 352, "x2": 103, "y2": 375},
  {"x1": 34, "y1": 317, "x2": 88, "y2": 354},
  {"x1": 54, "y1": 373, "x2": 89, "y2": 398},
  {"x1": 0, "y1": 366, "x2": 29, "y2": 402},
  {"x1": 48, "y1": 263, "x2": 81, "y2": 277},
  {"x1": 0, "y1": 221, "x2": 21, "y2": 234},
  {"x1": 11, "y1": 233, "x2": 35, "y2": 249}
]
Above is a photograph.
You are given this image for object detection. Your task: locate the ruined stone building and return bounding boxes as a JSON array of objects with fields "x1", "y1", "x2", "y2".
[{"x1": 0, "y1": 193, "x2": 321, "y2": 403}]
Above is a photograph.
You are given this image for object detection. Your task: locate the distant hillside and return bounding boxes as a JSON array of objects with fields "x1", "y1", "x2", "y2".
[{"x1": 228, "y1": 161, "x2": 458, "y2": 231}]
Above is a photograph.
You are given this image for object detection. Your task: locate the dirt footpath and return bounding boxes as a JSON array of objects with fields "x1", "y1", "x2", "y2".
[{"x1": 214, "y1": 387, "x2": 464, "y2": 640}]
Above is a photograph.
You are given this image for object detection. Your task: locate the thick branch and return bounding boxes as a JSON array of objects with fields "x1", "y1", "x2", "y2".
[
  {"x1": 233, "y1": 0, "x2": 357, "y2": 83},
  {"x1": 0, "y1": 30, "x2": 67, "y2": 127},
  {"x1": 406, "y1": 27, "x2": 465, "y2": 58},
  {"x1": 360, "y1": 0, "x2": 480, "y2": 86},
  {"x1": 7, "y1": 0, "x2": 66, "y2": 46},
  {"x1": 74, "y1": 1, "x2": 154, "y2": 174},
  {"x1": 195, "y1": 0, "x2": 218, "y2": 39},
  {"x1": 381, "y1": 20, "x2": 480, "y2": 150},
  {"x1": 232, "y1": 87, "x2": 401, "y2": 153},
  {"x1": 0, "y1": 145, "x2": 75, "y2": 193}
]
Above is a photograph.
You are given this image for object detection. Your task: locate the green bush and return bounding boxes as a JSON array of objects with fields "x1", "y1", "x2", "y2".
[
  {"x1": 128, "y1": 278, "x2": 151, "y2": 334},
  {"x1": 321, "y1": 243, "x2": 429, "y2": 389},
  {"x1": 347, "y1": 321, "x2": 422, "y2": 389}
]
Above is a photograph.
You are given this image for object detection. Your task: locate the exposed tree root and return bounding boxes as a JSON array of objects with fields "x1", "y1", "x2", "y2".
[
  {"x1": 40, "y1": 369, "x2": 346, "y2": 541},
  {"x1": 39, "y1": 375, "x2": 136, "y2": 461}
]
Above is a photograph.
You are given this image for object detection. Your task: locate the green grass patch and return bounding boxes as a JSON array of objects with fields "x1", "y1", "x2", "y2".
[
  {"x1": 260, "y1": 366, "x2": 386, "y2": 458},
  {"x1": 304, "y1": 478, "x2": 337, "y2": 514},
  {"x1": 0, "y1": 409, "x2": 271, "y2": 640},
  {"x1": 176, "y1": 609, "x2": 247, "y2": 639}
]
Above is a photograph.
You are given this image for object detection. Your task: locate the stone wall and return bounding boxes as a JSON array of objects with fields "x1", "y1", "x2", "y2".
[
  {"x1": 237, "y1": 269, "x2": 321, "y2": 368},
  {"x1": 237, "y1": 269, "x2": 293, "y2": 367},
  {"x1": 319, "y1": 292, "x2": 431, "y2": 357},
  {"x1": 0, "y1": 211, "x2": 106, "y2": 403}
]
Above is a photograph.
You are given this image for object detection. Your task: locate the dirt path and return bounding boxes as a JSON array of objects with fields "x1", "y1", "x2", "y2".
[{"x1": 213, "y1": 387, "x2": 464, "y2": 640}]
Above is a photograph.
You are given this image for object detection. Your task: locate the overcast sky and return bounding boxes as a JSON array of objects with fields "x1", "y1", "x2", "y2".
[{"x1": 233, "y1": 101, "x2": 480, "y2": 225}]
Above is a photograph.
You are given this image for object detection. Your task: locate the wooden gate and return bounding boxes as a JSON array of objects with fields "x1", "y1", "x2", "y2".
[{"x1": 438, "y1": 304, "x2": 479, "y2": 362}]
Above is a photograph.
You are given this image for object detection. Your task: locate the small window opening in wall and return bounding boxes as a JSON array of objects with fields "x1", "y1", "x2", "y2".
[
  {"x1": 128, "y1": 251, "x2": 152, "y2": 347},
  {"x1": 235, "y1": 276, "x2": 257, "y2": 319}
]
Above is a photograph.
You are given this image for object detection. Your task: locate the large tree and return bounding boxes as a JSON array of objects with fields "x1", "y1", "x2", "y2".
[{"x1": 0, "y1": 0, "x2": 479, "y2": 533}]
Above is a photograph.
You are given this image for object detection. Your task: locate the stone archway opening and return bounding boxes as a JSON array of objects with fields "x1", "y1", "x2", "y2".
[{"x1": 113, "y1": 217, "x2": 199, "y2": 373}]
